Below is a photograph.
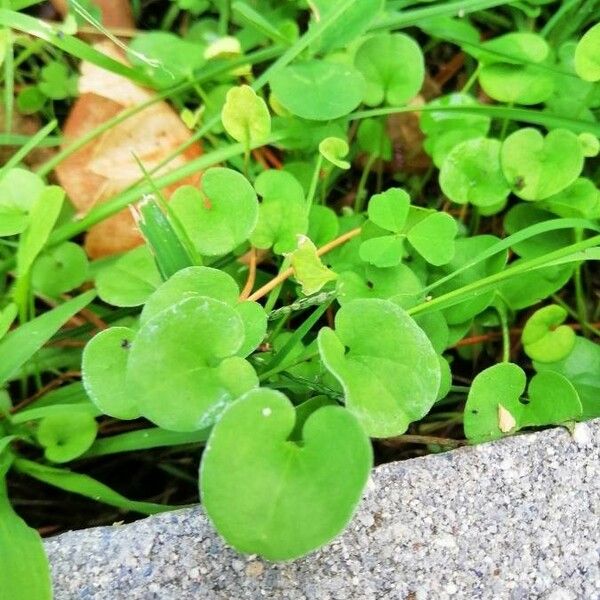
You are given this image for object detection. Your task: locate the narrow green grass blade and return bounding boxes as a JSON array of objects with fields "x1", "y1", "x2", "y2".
[
  {"x1": 0, "y1": 290, "x2": 95, "y2": 385},
  {"x1": 0, "y1": 9, "x2": 149, "y2": 85},
  {"x1": 0, "y1": 120, "x2": 57, "y2": 176},
  {"x1": 13, "y1": 458, "x2": 180, "y2": 515},
  {"x1": 0, "y1": 461, "x2": 51, "y2": 600},
  {"x1": 83, "y1": 428, "x2": 210, "y2": 458}
]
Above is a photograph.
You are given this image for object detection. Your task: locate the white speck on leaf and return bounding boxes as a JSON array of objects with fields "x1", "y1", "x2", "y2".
[{"x1": 262, "y1": 407, "x2": 272, "y2": 417}]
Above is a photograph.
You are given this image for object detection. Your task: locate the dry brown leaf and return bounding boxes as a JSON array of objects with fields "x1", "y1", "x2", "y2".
[
  {"x1": 498, "y1": 403, "x2": 517, "y2": 433},
  {"x1": 55, "y1": 41, "x2": 202, "y2": 258}
]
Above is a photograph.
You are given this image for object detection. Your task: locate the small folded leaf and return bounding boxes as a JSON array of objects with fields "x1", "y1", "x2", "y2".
[
  {"x1": 319, "y1": 137, "x2": 350, "y2": 169},
  {"x1": 289, "y1": 236, "x2": 337, "y2": 296},
  {"x1": 37, "y1": 411, "x2": 98, "y2": 463},
  {"x1": 578, "y1": 132, "x2": 599, "y2": 157},
  {"x1": 501, "y1": 128, "x2": 584, "y2": 201},
  {"x1": 200, "y1": 388, "x2": 372, "y2": 560},
  {"x1": 318, "y1": 298, "x2": 440, "y2": 437},
  {"x1": 221, "y1": 85, "x2": 271, "y2": 145},
  {"x1": 522, "y1": 304, "x2": 575, "y2": 363},
  {"x1": 82, "y1": 326, "x2": 141, "y2": 420}
]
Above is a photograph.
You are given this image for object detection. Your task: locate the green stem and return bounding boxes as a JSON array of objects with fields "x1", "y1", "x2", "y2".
[
  {"x1": 354, "y1": 153, "x2": 377, "y2": 213},
  {"x1": 495, "y1": 300, "x2": 510, "y2": 363},
  {"x1": 306, "y1": 154, "x2": 323, "y2": 209}
]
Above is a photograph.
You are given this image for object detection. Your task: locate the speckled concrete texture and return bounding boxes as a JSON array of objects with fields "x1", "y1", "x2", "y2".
[{"x1": 46, "y1": 420, "x2": 600, "y2": 599}]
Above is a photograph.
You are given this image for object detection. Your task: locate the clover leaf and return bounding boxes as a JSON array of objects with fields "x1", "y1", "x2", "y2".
[
  {"x1": 37, "y1": 411, "x2": 97, "y2": 463},
  {"x1": 464, "y1": 363, "x2": 582, "y2": 443},
  {"x1": 289, "y1": 236, "x2": 337, "y2": 296},
  {"x1": 318, "y1": 298, "x2": 440, "y2": 437},
  {"x1": 440, "y1": 137, "x2": 510, "y2": 208},
  {"x1": 501, "y1": 128, "x2": 584, "y2": 201},
  {"x1": 269, "y1": 60, "x2": 365, "y2": 121},
  {"x1": 308, "y1": 205, "x2": 339, "y2": 246},
  {"x1": 170, "y1": 168, "x2": 258, "y2": 256},
  {"x1": 221, "y1": 85, "x2": 271, "y2": 145},
  {"x1": 367, "y1": 188, "x2": 410, "y2": 233},
  {"x1": 127, "y1": 296, "x2": 258, "y2": 431},
  {"x1": 82, "y1": 326, "x2": 142, "y2": 420},
  {"x1": 522, "y1": 305, "x2": 576, "y2": 363},
  {"x1": 140, "y1": 266, "x2": 266, "y2": 357},
  {"x1": 406, "y1": 212, "x2": 457, "y2": 266},
  {"x1": 200, "y1": 388, "x2": 372, "y2": 560},
  {"x1": 95, "y1": 245, "x2": 162, "y2": 307},
  {"x1": 319, "y1": 137, "x2": 350, "y2": 170},
  {"x1": 354, "y1": 33, "x2": 424, "y2": 106},
  {"x1": 250, "y1": 170, "x2": 308, "y2": 254},
  {"x1": 38, "y1": 61, "x2": 78, "y2": 100},
  {"x1": 359, "y1": 234, "x2": 405, "y2": 268},
  {"x1": 574, "y1": 22, "x2": 600, "y2": 82},
  {"x1": 537, "y1": 178, "x2": 600, "y2": 219}
]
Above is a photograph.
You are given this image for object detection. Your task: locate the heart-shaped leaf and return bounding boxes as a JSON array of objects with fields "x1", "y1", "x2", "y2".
[
  {"x1": 170, "y1": 168, "x2": 258, "y2": 256},
  {"x1": 406, "y1": 212, "x2": 457, "y2": 266},
  {"x1": 318, "y1": 298, "x2": 440, "y2": 437},
  {"x1": 440, "y1": 137, "x2": 511, "y2": 207},
  {"x1": 82, "y1": 326, "x2": 141, "y2": 420},
  {"x1": 141, "y1": 266, "x2": 266, "y2": 356},
  {"x1": 0, "y1": 168, "x2": 45, "y2": 236},
  {"x1": 574, "y1": 22, "x2": 600, "y2": 82},
  {"x1": 538, "y1": 178, "x2": 600, "y2": 219},
  {"x1": 127, "y1": 297, "x2": 258, "y2": 431},
  {"x1": 200, "y1": 388, "x2": 372, "y2": 560},
  {"x1": 464, "y1": 364, "x2": 583, "y2": 442},
  {"x1": 479, "y1": 64, "x2": 555, "y2": 105},
  {"x1": 269, "y1": 61, "x2": 365, "y2": 121},
  {"x1": 250, "y1": 170, "x2": 308, "y2": 254},
  {"x1": 37, "y1": 410, "x2": 98, "y2": 463},
  {"x1": 464, "y1": 362, "x2": 526, "y2": 443},
  {"x1": 522, "y1": 304, "x2": 576, "y2": 363},
  {"x1": 354, "y1": 33, "x2": 424, "y2": 106},
  {"x1": 367, "y1": 188, "x2": 410, "y2": 233},
  {"x1": 95, "y1": 245, "x2": 162, "y2": 307},
  {"x1": 501, "y1": 128, "x2": 584, "y2": 201},
  {"x1": 221, "y1": 85, "x2": 271, "y2": 145}
]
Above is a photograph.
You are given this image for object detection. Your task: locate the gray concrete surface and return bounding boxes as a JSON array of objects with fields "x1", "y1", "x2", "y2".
[{"x1": 46, "y1": 420, "x2": 600, "y2": 599}]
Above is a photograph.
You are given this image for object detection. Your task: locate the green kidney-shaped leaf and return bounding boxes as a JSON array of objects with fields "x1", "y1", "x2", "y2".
[
  {"x1": 538, "y1": 178, "x2": 600, "y2": 219},
  {"x1": 354, "y1": 33, "x2": 424, "y2": 106},
  {"x1": 0, "y1": 168, "x2": 45, "y2": 236},
  {"x1": 269, "y1": 60, "x2": 365, "y2": 121},
  {"x1": 82, "y1": 326, "x2": 141, "y2": 420},
  {"x1": 250, "y1": 170, "x2": 308, "y2": 254},
  {"x1": 522, "y1": 304, "x2": 576, "y2": 363},
  {"x1": 478, "y1": 63, "x2": 555, "y2": 105},
  {"x1": 200, "y1": 388, "x2": 372, "y2": 560},
  {"x1": 127, "y1": 297, "x2": 258, "y2": 431},
  {"x1": 574, "y1": 22, "x2": 600, "y2": 82},
  {"x1": 221, "y1": 85, "x2": 271, "y2": 145},
  {"x1": 534, "y1": 337, "x2": 600, "y2": 419},
  {"x1": 96, "y1": 245, "x2": 162, "y2": 307},
  {"x1": 32, "y1": 242, "x2": 89, "y2": 297},
  {"x1": 501, "y1": 128, "x2": 584, "y2": 201},
  {"x1": 36, "y1": 410, "x2": 97, "y2": 463},
  {"x1": 464, "y1": 362, "x2": 526, "y2": 443},
  {"x1": 318, "y1": 298, "x2": 440, "y2": 437},
  {"x1": 170, "y1": 168, "x2": 258, "y2": 256},
  {"x1": 440, "y1": 137, "x2": 511, "y2": 207},
  {"x1": 140, "y1": 266, "x2": 266, "y2": 357},
  {"x1": 406, "y1": 212, "x2": 457, "y2": 266}
]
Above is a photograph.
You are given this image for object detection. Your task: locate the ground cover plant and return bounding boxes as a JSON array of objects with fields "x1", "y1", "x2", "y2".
[{"x1": 1, "y1": 0, "x2": 600, "y2": 595}]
